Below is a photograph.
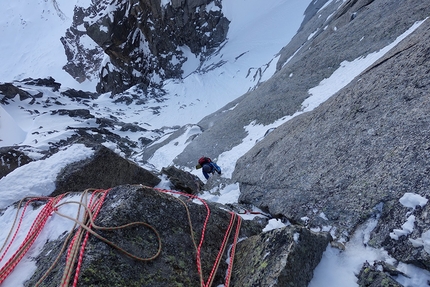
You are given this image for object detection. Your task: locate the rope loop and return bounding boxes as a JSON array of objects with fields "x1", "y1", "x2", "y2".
[
  {"x1": 1, "y1": 185, "x2": 242, "y2": 287},
  {"x1": 0, "y1": 188, "x2": 162, "y2": 287}
]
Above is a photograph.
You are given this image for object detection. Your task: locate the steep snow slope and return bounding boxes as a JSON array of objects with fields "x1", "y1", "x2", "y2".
[
  {"x1": 0, "y1": 0, "x2": 94, "y2": 90},
  {"x1": 1, "y1": 0, "x2": 311, "y2": 125}
]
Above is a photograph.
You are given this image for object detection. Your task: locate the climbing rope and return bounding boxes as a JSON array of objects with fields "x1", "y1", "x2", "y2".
[
  {"x1": 0, "y1": 195, "x2": 65, "y2": 284},
  {"x1": 155, "y1": 188, "x2": 210, "y2": 286},
  {"x1": 52, "y1": 189, "x2": 162, "y2": 287},
  {"x1": 154, "y1": 187, "x2": 242, "y2": 287},
  {"x1": 1, "y1": 186, "x2": 242, "y2": 287},
  {"x1": 0, "y1": 188, "x2": 162, "y2": 287},
  {"x1": 225, "y1": 213, "x2": 242, "y2": 286},
  {"x1": 58, "y1": 189, "x2": 107, "y2": 287},
  {"x1": 154, "y1": 189, "x2": 204, "y2": 285},
  {"x1": 35, "y1": 191, "x2": 89, "y2": 287},
  {"x1": 204, "y1": 211, "x2": 237, "y2": 287}
]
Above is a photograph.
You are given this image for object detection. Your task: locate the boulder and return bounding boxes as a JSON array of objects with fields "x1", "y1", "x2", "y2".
[
  {"x1": 161, "y1": 165, "x2": 204, "y2": 194},
  {"x1": 25, "y1": 185, "x2": 264, "y2": 286},
  {"x1": 52, "y1": 145, "x2": 160, "y2": 196},
  {"x1": 231, "y1": 225, "x2": 331, "y2": 287},
  {"x1": 357, "y1": 261, "x2": 404, "y2": 287}
]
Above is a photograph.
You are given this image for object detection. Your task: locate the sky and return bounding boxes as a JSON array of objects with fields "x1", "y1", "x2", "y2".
[{"x1": 1, "y1": 0, "x2": 430, "y2": 286}]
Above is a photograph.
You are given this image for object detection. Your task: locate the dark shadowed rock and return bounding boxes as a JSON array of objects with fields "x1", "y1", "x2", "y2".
[
  {"x1": 61, "y1": 6, "x2": 105, "y2": 84},
  {"x1": 22, "y1": 77, "x2": 61, "y2": 92},
  {"x1": 60, "y1": 89, "x2": 99, "y2": 100},
  {"x1": 63, "y1": 0, "x2": 230, "y2": 94},
  {"x1": 52, "y1": 145, "x2": 160, "y2": 196},
  {"x1": 0, "y1": 147, "x2": 33, "y2": 178},
  {"x1": 161, "y1": 165, "x2": 204, "y2": 194},
  {"x1": 231, "y1": 225, "x2": 331, "y2": 287},
  {"x1": 0, "y1": 83, "x2": 33, "y2": 103},
  {"x1": 51, "y1": 109, "x2": 94, "y2": 119}
]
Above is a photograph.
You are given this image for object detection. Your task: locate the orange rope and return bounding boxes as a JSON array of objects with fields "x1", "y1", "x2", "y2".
[{"x1": 204, "y1": 212, "x2": 237, "y2": 287}]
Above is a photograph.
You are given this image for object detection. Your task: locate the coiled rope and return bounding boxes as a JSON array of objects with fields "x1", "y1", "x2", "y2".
[
  {"x1": 1, "y1": 186, "x2": 241, "y2": 287},
  {"x1": 0, "y1": 188, "x2": 162, "y2": 287}
]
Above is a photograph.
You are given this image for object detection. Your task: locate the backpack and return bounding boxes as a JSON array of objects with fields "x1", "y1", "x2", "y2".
[{"x1": 198, "y1": 157, "x2": 211, "y2": 165}]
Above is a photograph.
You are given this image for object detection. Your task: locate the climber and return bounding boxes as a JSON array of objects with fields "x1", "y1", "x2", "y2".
[{"x1": 196, "y1": 156, "x2": 221, "y2": 179}]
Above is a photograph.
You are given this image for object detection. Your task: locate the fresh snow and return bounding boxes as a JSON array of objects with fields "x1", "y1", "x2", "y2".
[
  {"x1": 1, "y1": 0, "x2": 430, "y2": 286},
  {"x1": 0, "y1": 144, "x2": 94, "y2": 208},
  {"x1": 0, "y1": 0, "x2": 95, "y2": 91}
]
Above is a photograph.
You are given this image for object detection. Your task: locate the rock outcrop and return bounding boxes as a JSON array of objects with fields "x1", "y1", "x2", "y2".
[
  {"x1": 161, "y1": 165, "x2": 204, "y2": 194},
  {"x1": 0, "y1": 146, "x2": 33, "y2": 178},
  {"x1": 52, "y1": 145, "x2": 161, "y2": 196},
  {"x1": 356, "y1": 261, "x2": 404, "y2": 287},
  {"x1": 232, "y1": 225, "x2": 331, "y2": 287},
  {"x1": 62, "y1": 0, "x2": 230, "y2": 94},
  {"x1": 22, "y1": 185, "x2": 330, "y2": 286}
]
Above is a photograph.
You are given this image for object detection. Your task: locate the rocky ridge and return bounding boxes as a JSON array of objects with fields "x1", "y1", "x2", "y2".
[{"x1": 62, "y1": 0, "x2": 229, "y2": 94}]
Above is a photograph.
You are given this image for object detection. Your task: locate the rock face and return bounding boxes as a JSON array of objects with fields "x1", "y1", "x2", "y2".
[
  {"x1": 232, "y1": 225, "x2": 331, "y2": 287},
  {"x1": 233, "y1": 17, "x2": 430, "y2": 238},
  {"x1": 161, "y1": 165, "x2": 204, "y2": 194},
  {"x1": 62, "y1": 0, "x2": 230, "y2": 94},
  {"x1": 174, "y1": 0, "x2": 430, "y2": 167},
  {"x1": 53, "y1": 145, "x2": 161, "y2": 196}
]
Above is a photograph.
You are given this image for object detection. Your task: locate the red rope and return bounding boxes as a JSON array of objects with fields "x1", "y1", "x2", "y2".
[
  {"x1": 0, "y1": 195, "x2": 64, "y2": 284},
  {"x1": 204, "y1": 212, "x2": 236, "y2": 287},
  {"x1": 1, "y1": 187, "x2": 242, "y2": 287},
  {"x1": 155, "y1": 188, "x2": 211, "y2": 286},
  {"x1": 0, "y1": 197, "x2": 40, "y2": 263},
  {"x1": 155, "y1": 188, "x2": 242, "y2": 287},
  {"x1": 224, "y1": 215, "x2": 242, "y2": 287},
  {"x1": 71, "y1": 189, "x2": 109, "y2": 287}
]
